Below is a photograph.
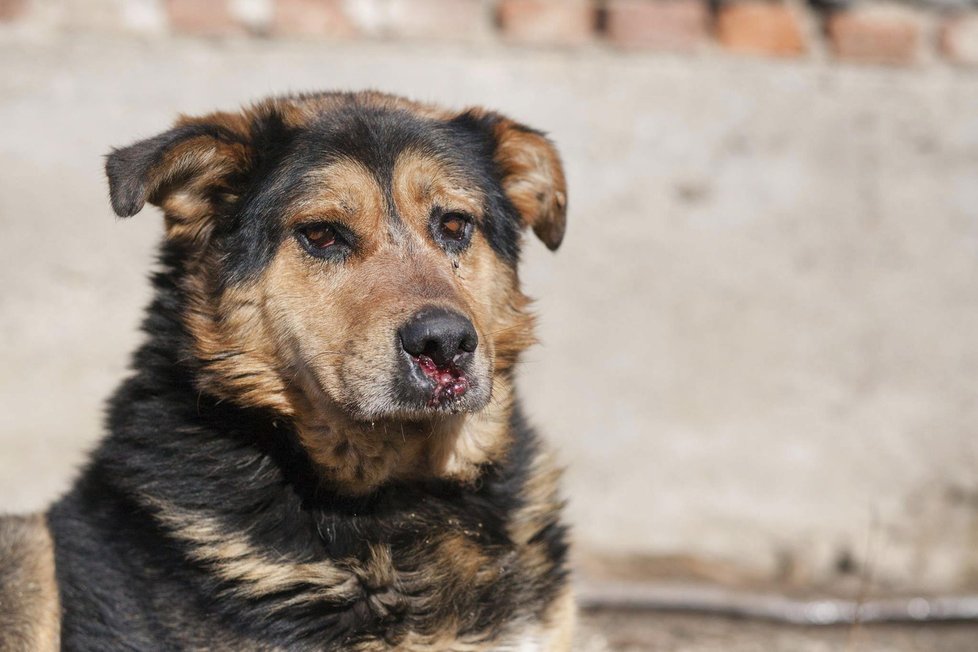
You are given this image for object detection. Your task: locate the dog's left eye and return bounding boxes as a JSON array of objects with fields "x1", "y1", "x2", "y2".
[
  {"x1": 434, "y1": 211, "x2": 473, "y2": 251},
  {"x1": 440, "y1": 213, "x2": 468, "y2": 239}
]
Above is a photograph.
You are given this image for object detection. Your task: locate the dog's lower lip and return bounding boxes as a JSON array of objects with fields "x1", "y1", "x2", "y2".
[{"x1": 415, "y1": 354, "x2": 470, "y2": 405}]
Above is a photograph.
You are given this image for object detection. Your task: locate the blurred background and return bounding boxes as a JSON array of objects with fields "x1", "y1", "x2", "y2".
[{"x1": 1, "y1": 0, "x2": 977, "y2": 649}]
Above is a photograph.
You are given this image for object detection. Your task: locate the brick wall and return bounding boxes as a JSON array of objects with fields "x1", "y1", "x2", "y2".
[{"x1": 1, "y1": 0, "x2": 977, "y2": 66}]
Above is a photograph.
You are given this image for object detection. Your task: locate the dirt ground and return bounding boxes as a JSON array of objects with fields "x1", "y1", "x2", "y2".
[{"x1": 576, "y1": 609, "x2": 978, "y2": 652}]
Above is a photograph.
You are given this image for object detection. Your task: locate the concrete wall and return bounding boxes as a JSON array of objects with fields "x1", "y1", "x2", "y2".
[{"x1": 1, "y1": 36, "x2": 977, "y2": 592}]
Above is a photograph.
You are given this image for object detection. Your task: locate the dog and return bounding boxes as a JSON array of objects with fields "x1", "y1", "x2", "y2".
[{"x1": 0, "y1": 91, "x2": 572, "y2": 651}]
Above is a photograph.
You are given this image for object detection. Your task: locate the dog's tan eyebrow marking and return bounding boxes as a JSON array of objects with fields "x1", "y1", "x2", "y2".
[
  {"x1": 392, "y1": 149, "x2": 485, "y2": 228},
  {"x1": 285, "y1": 158, "x2": 386, "y2": 231}
]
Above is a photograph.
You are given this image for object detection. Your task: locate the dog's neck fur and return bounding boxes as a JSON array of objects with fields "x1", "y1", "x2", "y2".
[{"x1": 286, "y1": 372, "x2": 516, "y2": 495}]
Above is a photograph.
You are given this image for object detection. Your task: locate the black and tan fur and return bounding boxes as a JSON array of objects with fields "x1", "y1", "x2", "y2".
[{"x1": 0, "y1": 91, "x2": 572, "y2": 651}]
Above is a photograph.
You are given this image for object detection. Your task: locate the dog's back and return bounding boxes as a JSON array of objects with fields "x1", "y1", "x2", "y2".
[{"x1": 0, "y1": 515, "x2": 60, "y2": 651}]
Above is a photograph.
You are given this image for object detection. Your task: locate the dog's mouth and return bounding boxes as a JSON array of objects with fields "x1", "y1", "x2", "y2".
[{"x1": 414, "y1": 354, "x2": 470, "y2": 407}]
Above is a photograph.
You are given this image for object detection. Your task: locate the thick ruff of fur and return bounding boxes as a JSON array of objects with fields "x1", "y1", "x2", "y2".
[{"x1": 0, "y1": 91, "x2": 572, "y2": 651}]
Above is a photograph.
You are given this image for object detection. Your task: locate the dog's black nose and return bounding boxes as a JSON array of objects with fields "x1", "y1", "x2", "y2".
[{"x1": 399, "y1": 308, "x2": 478, "y2": 366}]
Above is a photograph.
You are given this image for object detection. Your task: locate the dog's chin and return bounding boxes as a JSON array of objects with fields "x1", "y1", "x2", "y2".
[
  {"x1": 298, "y1": 359, "x2": 494, "y2": 424},
  {"x1": 342, "y1": 379, "x2": 493, "y2": 424}
]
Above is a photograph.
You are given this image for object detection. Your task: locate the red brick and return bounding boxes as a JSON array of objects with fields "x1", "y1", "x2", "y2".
[
  {"x1": 272, "y1": 0, "x2": 356, "y2": 38},
  {"x1": 940, "y1": 14, "x2": 978, "y2": 66},
  {"x1": 497, "y1": 0, "x2": 595, "y2": 46},
  {"x1": 0, "y1": 0, "x2": 27, "y2": 22},
  {"x1": 165, "y1": 0, "x2": 243, "y2": 37},
  {"x1": 383, "y1": 0, "x2": 490, "y2": 40},
  {"x1": 715, "y1": 2, "x2": 806, "y2": 58},
  {"x1": 826, "y1": 6, "x2": 921, "y2": 66},
  {"x1": 605, "y1": 0, "x2": 708, "y2": 51}
]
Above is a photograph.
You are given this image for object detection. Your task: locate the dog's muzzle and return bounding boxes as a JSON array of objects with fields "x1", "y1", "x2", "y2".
[{"x1": 396, "y1": 307, "x2": 478, "y2": 408}]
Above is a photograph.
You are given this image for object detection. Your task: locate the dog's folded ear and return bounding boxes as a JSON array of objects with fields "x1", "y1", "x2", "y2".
[
  {"x1": 461, "y1": 111, "x2": 567, "y2": 251},
  {"x1": 493, "y1": 121, "x2": 567, "y2": 251},
  {"x1": 105, "y1": 112, "x2": 252, "y2": 224}
]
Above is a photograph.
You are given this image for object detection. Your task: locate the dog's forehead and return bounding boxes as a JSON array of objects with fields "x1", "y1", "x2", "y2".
[
  {"x1": 292, "y1": 107, "x2": 487, "y2": 178},
  {"x1": 276, "y1": 109, "x2": 491, "y2": 219}
]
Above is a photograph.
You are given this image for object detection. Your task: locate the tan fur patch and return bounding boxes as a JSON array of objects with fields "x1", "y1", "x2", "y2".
[
  {"x1": 150, "y1": 500, "x2": 360, "y2": 607},
  {"x1": 543, "y1": 585, "x2": 576, "y2": 651},
  {"x1": 510, "y1": 446, "x2": 564, "y2": 549},
  {"x1": 185, "y1": 273, "x2": 295, "y2": 416},
  {"x1": 0, "y1": 514, "x2": 60, "y2": 652}
]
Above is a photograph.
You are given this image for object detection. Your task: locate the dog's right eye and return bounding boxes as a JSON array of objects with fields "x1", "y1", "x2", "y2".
[
  {"x1": 302, "y1": 225, "x2": 336, "y2": 249},
  {"x1": 296, "y1": 223, "x2": 350, "y2": 259}
]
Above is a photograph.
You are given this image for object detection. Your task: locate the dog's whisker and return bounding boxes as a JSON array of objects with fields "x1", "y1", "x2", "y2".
[{"x1": 485, "y1": 323, "x2": 529, "y2": 337}]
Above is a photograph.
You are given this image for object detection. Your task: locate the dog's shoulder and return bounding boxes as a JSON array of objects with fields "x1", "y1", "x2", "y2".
[{"x1": 0, "y1": 513, "x2": 60, "y2": 652}]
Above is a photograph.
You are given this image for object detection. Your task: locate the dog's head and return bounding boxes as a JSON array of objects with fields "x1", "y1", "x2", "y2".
[{"x1": 106, "y1": 92, "x2": 565, "y2": 492}]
